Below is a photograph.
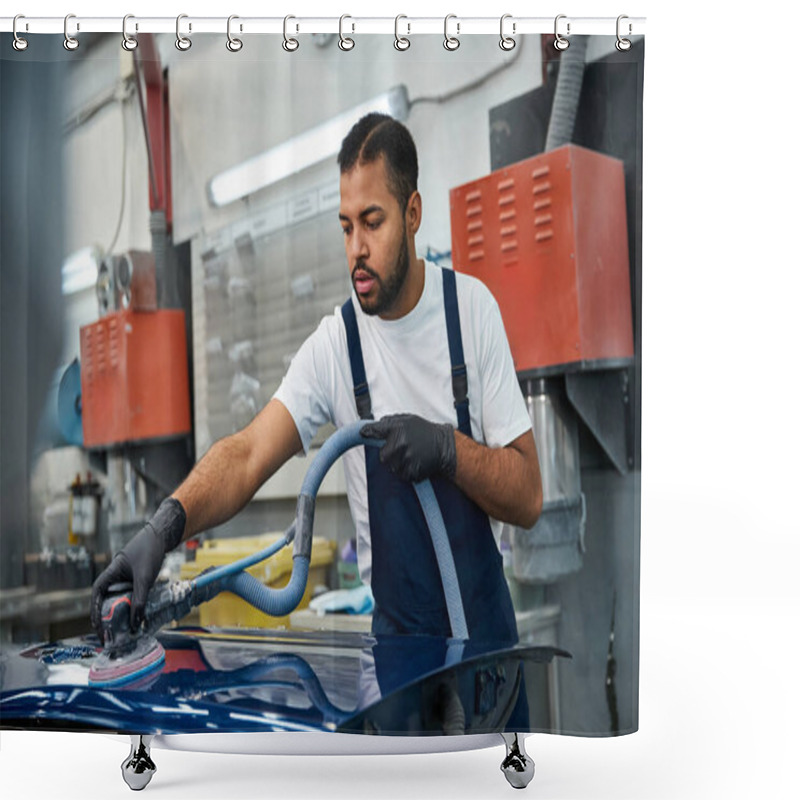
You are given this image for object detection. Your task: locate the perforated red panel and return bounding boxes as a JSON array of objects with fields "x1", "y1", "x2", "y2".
[
  {"x1": 450, "y1": 144, "x2": 633, "y2": 372},
  {"x1": 80, "y1": 309, "x2": 191, "y2": 448}
]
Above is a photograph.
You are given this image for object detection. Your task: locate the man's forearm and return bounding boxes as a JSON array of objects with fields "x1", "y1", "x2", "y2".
[
  {"x1": 170, "y1": 398, "x2": 303, "y2": 542},
  {"x1": 452, "y1": 430, "x2": 542, "y2": 529},
  {"x1": 171, "y1": 433, "x2": 259, "y2": 541}
]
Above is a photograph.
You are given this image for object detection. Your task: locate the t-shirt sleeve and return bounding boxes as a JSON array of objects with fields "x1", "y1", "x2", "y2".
[
  {"x1": 476, "y1": 288, "x2": 532, "y2": 449},
  {"x1": 272, "y1": 316, "x2": 336, "y2": 454}
]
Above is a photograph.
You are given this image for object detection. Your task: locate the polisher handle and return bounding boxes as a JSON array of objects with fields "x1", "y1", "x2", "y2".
[
  {"x1": 99, "y1": 580, "x2": 197, "y2": 644},
  {"x1": 98, "y1": 582, "x2": 135, "y2": 645}
]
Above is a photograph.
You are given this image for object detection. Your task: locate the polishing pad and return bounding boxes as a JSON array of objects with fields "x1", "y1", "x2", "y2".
[{"x1": 88, "y1": 635, "x2": 165, "y2": 688}]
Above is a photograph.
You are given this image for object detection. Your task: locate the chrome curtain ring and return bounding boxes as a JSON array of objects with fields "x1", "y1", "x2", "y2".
[
  {"x1": 12, "y1": 14, "x2": 29, "y2": 51},
  {"x1": 227, "y1": 15, "x2": 243, "y2": 52},
  {"x1": 554, "y1": 14, "x2": 570, "y2": 51},
  {"x1": 394, "y1": 15, "x2": 410, "y2": 51},
  {"x1": 443, "y1": 14, "x2": 460, "y2": 51},
  {"x1": 122, "y1": 15, "x2": 138, "y2": 51},
  {"x1": 339, "y1": 15, "x2": 355, "y2": 51},
  {"x1": 283, "y1": 15, "x2": 299, "y2": 52},
  {"x1": 63, "y1": 13, "x2": 79, "y2": 51},
  {"x1": 175, "y1": 14, "x2": 192, "y2": 51},
  {"x1": 616, "y1": 15, "x2": 632, "y2": 51},
  {"x1": 500, "y1": 14, "x2": 516, "y2": 51}
]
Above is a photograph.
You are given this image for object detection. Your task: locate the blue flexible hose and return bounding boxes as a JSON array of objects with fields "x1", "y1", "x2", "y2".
[
  {"x1": 217, "y1": 557, "x2": 309, "y2": 618},
  {"x1": 412, "y1": 480, "x2": 468, "y2": 639},
  {"x1": 193, "y1": 532, "x2": 292, "y2": 590},
  {"x1": 187, "y1": 422, "x2": 469, "y2": 638}
]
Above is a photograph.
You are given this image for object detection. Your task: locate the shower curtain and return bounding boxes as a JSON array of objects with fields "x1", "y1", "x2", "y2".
[{"x1": 0, "y1": 20, "x2": 643, "y2": 748}]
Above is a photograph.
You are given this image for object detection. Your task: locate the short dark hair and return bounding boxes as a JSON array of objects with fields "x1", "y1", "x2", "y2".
[{"x1": 337, "y1": 113, "x2": 418, "y2": 212}]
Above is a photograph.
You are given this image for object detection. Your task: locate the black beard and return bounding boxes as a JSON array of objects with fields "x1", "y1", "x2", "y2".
[{"x1": 352, "y1": 226, "x2": 410, "y2": 317}]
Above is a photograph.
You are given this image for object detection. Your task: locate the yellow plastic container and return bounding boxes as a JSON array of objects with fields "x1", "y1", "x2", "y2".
[{"x1": 179, "y1": 533, "x2": 335, "y2": 629}]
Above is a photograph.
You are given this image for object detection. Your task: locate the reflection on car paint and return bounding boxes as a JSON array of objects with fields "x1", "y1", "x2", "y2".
[{"x1": 1, "y1": 627, "x2": 569, "y2": 736}]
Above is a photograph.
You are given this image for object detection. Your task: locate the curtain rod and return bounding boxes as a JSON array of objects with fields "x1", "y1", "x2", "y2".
[{"x1": 1, "y1": 16, "x2": 646, "y2": 37}]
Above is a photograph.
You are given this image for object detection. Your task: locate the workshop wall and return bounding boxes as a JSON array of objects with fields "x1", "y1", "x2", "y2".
[
  {"x1": 55, "y1": 35, "x2": 548, "y2": 547},
  {"x1": 61, "y1": 41, "x2": 151, "y2": 265},
  {"x1": 28, "y1": 34, "x2": 641, "y2": 734},
  {"x1": 164, "y1": 35, "x2": 545, "y2": 548}
]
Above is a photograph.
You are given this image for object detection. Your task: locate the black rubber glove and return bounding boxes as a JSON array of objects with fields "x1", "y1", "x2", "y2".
[
  {"x1": 361, "y1": 414, "x2": 457, "y2": 483},
  {"x1": 90, "y1": 497, "x2": 186, "y2": 637}
]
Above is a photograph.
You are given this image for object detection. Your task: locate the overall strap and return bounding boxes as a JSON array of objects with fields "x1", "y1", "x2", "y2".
[
  {"x1": 442, "y1": 268, "x2": 472, "y2": 437},
  {"x1": 342, "y1": 299, "x2": 373, "y2": 420}
]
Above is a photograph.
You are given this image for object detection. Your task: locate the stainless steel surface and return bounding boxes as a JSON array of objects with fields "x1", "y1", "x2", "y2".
[
  {"x1": 525, "y1": 379, "x2": 580, "y2": 505},
  {"x1": 122, "y1": 735, "x2": 156, "y2": 791},
  {"x1": 500, "y1": 732, "x2": 535, "y2": 789},
  {"x1": 106, "y1": 454, "x2": 148, "y2": 553},
  {"x1": 514, "y1": 380, "x2": 585, "y2": 584},
  {"x1": 152, "y1": 731, "x2": 502, "y2": 756}
]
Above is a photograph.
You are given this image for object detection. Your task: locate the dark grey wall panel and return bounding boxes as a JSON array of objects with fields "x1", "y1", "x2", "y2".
[{"x1": 1, "y1": 38, "x2": 65, "y2": 588}]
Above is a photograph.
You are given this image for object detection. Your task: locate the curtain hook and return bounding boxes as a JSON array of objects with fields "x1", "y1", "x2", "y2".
[
  {"x1": 122, "y1": 15, "x2": 138, "y2": 51},
  {"x1": 12, "y1": 14, "x2": 29, "y2": 51},
  {"x1": 64, "y1": 13, "x2": 79, "y2": 51},
  {"x1": 444, "y1": 14, "x2": 460, "y2": 51},
  {"x1": 283, "y1": 15, "x2": 299, "y2": 52},
  {"x1": 339, "y1": 15, "x2": 355, "y2": 51},
  {"x1": 227, "y1": 15, "x2": 243, "y2": 52},
  {"x1": 554, "y1": 14, "x2": 570, "y2": 51},
  {"x1": 175, "y1": 14, "x2": 192, "y2": 51},
  {"x1": 616, "y1": 15, "x2": 632, "y2": 51},
  {"x1": 394, "y1": 15, "x2": 410, "y2": 51},
  {"x1": 500, "y1": 14, "x2": 516, "y2": 51}
]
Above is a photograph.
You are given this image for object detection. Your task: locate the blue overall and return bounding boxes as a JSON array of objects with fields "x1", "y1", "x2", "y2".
[{"x1": 341, "y1": 268, "x2": 519, "y2": 644}]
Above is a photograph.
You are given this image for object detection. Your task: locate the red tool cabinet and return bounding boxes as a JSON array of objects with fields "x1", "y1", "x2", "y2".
[
  {"x1": 450, "y1": 144, "x2": 634, "y2": 371},
  {"x1": 79, "y1": 309, "x2": 191, "y2": 448}
]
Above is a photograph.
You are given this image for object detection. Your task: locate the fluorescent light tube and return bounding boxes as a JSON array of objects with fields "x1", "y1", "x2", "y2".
[
  {"x1": 208, "y1": 85, "x2": 410, "y2": 208},
  {"x1": 62, "y1": 245, "x2": 102, "y2": 295}
]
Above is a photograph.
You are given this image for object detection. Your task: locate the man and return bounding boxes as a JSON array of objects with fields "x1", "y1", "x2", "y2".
[{"x1": 91, "y1": 113, "x2": 542, "y2": 649}]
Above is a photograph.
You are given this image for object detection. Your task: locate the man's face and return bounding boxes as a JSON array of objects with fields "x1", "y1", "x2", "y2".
[{"x1": 339, "y1": 157, "x2": 410, "y2": 318}]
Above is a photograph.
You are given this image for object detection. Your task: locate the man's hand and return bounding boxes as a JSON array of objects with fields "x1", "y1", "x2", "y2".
[
  {"x1": 90, "y1": 498, "x2": 186, "y2": 638},
  {"x1": 361, "y1": 414, "x2": 457, "y2": 483}
]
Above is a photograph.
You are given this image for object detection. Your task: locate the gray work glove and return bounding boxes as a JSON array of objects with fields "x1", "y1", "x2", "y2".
[
  {"x1": 361, "y1": 414, "x2": 457, "y2": 483},
  {"x1": 90, "y1": 497, "x2": 186, "y2": 637}
]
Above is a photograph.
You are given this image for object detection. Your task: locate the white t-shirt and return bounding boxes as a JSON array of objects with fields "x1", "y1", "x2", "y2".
[{"x1": 273, "y1": 260, "x2": 532, "y2": 584}]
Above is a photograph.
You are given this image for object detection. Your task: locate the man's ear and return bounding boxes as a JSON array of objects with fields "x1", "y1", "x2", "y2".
[{"x1": 406, "y1": 191, "x2": 422, "y2": 234}]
